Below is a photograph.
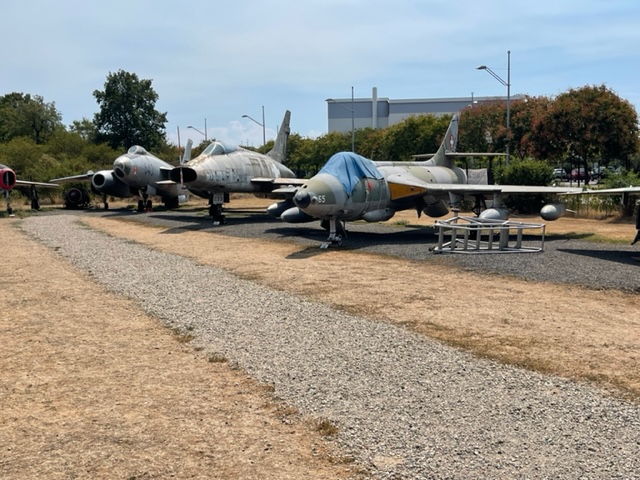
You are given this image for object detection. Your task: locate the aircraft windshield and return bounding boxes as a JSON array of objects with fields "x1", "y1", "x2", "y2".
[
  {"x1": 127, "y1": 145, "x2": 149, "y2": 155},
  {"x1": 202, "y1": 141, "x2": 237, "y2": 156},
  {"x1": 319, "y1": 152, "x2": 383, "y2": 193}
]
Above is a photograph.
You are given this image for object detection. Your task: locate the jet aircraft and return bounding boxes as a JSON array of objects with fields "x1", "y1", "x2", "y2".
[
  {"x1": 50, "y1": 141, "x2": 192, "y2": 211},
  {"x1": 1, "y1": 163, "x2": 58, "y2": 215},
  {"x1": 164, "y1": 110, "x2": 301, "y2": 223},
  {"x1": 274, "y1": 114, "x2": 640, "y2": 246}
]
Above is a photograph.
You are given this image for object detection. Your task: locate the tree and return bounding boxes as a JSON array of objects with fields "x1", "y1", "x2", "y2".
[
  {"x1": 0, "y1": 92, "x2": 63, "y2": 144},
  {"x1": 530, "y1": 85, "x2": 639, "y2": 176},
  {"x1": 69, "y1": 118, "x2": 98, "y2": 143},
  {"x1": 378, "y1": 114, "x2": 451, "y2": 161},
  {"x1": 93, "y1": 70, "x2": 168, "y2": 151}
]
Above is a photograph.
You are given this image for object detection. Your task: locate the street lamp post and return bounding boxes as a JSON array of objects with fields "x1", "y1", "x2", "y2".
[
  {"x1": 477, "y1": 50, "x2": 511, "y2": 166},
  {"x1": 326, "y1": 86, "x2": 355, "y2": 152},
  {"x1": 187, "y1": 118, "x2": 208, "y2": 141},
  {"x1": 242, "y1": 106, "x2": 266, "y2": 151}
]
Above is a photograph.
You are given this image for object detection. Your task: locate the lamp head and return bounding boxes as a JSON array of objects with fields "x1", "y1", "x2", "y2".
[{"x1": 476, "y1": 65, "x2": 487, "y2": 70}]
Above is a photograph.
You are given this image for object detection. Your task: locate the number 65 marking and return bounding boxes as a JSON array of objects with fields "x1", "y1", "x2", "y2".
[{"x1": 317, "y1": 195, "x2": 326, "y2": 203}]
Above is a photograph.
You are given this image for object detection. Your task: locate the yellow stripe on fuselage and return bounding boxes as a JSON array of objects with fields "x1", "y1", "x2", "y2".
[{"x1": 388, "y1": 182, "x2": 427, "y2": 200}]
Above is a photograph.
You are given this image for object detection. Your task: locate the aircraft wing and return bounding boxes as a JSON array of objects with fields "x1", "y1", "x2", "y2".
[
  {"x1": 252, "y1": 177, "x2": 307, "y2": 187},
  {"x1": 16, "y1": 179, "x2": 59, "y2": 188},
  {"x1": 412, "y1": 152, "x2": 507, "y2": 160},
  {"x1": 386, "y1": 174, "x2": 584, "y2": 201},
  {"x1": 49, "y1": 171, "x2": 94, "y2": 183},
  {"x1": 562, "y1": 186, "x2": 640, "y2": 195}
]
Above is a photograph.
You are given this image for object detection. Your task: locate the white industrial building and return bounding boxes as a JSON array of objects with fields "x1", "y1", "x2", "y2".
[{"x1": 327, "y1": 87, "x2": 511, "y2": 133}]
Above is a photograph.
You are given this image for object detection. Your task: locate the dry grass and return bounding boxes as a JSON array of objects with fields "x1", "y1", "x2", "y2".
[
  {"x1": 0, "y1": 219, "x2": 362, "y2": 480},
  {"x1": 72, "y1": 196, "x2": 640, "y2": 404}
]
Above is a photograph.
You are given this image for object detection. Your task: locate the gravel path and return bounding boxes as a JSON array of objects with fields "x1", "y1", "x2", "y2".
[
  {"x1": 97, "y1": 207, "x2": 640, "y2": 293},
  {"x1": 21, "y1": 215, "x2": 640, "y2": 479}
]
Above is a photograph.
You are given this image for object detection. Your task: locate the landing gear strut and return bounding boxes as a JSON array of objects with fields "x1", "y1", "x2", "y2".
[
  {"x1": 137, "y1": 193, "x2": 152, "y2": 212},
  {"x1": 3, "y1": 190, "x2": 13, "y2": 216},
  {"x1": 320, "y1": 218, "x2": 345, "y2": 248},
  {"x1": 30, "y1": 185, "x2": 40, "y2": 210},
  {"x1": 209, "y1": 202, "x2": 225, "y2": 225}
]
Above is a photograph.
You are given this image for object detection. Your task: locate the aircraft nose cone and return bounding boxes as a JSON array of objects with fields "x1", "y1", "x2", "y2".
[
  {"x1": 114, "y1": 158, "x2": 131, "y2": 179},
  {"x1": 293, "y1": 190, "x2": 312, "y2": 209}
]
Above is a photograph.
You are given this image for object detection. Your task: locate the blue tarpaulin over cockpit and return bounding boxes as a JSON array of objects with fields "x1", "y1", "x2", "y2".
[{"x1": 318, "y1": 152, "x2": 383, "y2": 194}]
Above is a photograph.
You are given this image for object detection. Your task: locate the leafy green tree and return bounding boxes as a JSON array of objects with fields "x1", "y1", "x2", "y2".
[
  {"x1": 69, "y1": 118, "x2": 98, "y2": 143},
  {"x1": 459, "y1": 102, "x2": 505, "y2": 154},
  {"x1": 0, "y1": 92, "x2": 63, "y2": 144},
  {"x1": 378, "y1": 114, "x2": 451, "y2": 161},
  {"x1": 93, "y1": 70, "x2": 168, "y2": 151},
  {"x1": 0, "y1": 137, "x2": 47, "y2": 180},
  {"x1": 530, "y1": 85, "x2": 639, "y2": 176}
]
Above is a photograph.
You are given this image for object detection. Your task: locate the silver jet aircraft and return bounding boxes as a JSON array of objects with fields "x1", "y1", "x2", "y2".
[
  {"x1": 1, "y1": 163, "x2": 58, "y2": 215},
  {"x1": 274, "y1": 114, "x2": 640, "y2": 246},
  {"x1": 50, "y1": 141, "x2": 192, "y2": 211},
  {"x1": 164, "y1": 110, "x2": 299, "y2": 223}
]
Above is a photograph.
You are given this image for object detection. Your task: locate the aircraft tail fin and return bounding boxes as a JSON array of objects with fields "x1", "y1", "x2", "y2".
[
  {"x1": 181, "y1": 139, "x2": 193, "y2": 165},
  {"x1": 428, "y1": 114, "x2": 459, "y2": 168},
  {"x1": 266, "y1": 110, "x2": 291, "y2": 164}
]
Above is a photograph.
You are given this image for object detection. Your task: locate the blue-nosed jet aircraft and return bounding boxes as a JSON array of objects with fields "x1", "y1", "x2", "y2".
[{"x1": 273, "y1": 114, "x2": 640, "y2": 246}]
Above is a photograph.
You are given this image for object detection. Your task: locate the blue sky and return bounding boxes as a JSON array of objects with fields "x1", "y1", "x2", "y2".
[{"x1": 2, "y1": 0, "x2": 639, "y2": 149}]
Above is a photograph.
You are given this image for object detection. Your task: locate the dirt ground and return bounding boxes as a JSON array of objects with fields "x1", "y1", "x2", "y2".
[{"x1": 2, "y1": 197, "x2": 639, "y2": 478}]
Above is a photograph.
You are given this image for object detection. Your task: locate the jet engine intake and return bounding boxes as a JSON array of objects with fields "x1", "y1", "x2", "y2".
[
  {"x1": 0, "y1": 167, "x2": 17, "y2": 190},
  {"x1": 168, "y1": 167, "x2": 197, "y2": 184},
  {"x1": 91, "y1": 170, "x2": 132, "y2": 198},
  {"x1": 64, "y1": 187, "x2": 91, "y2": 209},
  {"x1": 540, "y1": 203, "x2": 566, "y2": 221}
]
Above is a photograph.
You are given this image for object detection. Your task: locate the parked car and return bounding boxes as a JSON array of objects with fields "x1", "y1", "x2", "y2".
[
  {"x1": 570, "y1": 168, "x2": 590, "y2": 181},
  {"x1": 553, "y1": 168, "x2": 568, "y2": 180},
  {"x1": 590, "y1": 166, "x2": 606, "y2": 180}
]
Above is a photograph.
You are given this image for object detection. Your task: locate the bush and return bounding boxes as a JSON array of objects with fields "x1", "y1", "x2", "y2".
[{"x1": 493, "y1": 159, "x2": 554, "y2": 214}]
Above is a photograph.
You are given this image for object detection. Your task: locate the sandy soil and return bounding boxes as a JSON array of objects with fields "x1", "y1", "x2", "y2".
[
  {"x1": 1, "y1": 219, "x2": 361, "y2": 479},
  {"x1": 2, "y1": 197, "x2": 639, "y2": 478}
]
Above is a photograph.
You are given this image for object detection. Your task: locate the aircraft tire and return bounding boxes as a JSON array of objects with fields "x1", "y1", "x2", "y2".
[{"x1": 137, "y1": 200, "x2": 145, "y2": 212}]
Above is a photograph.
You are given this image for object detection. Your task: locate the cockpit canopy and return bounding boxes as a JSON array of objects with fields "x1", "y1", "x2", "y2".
[
  {"x1": 127, "y1": 145, "x2": 149, "y2": 156},
  {"x1": 319, "y1": 152, "x2": 383, "y2": 193},
  {"x1": 202, "y1": 141, "x2": 237, "y2": 156}
]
